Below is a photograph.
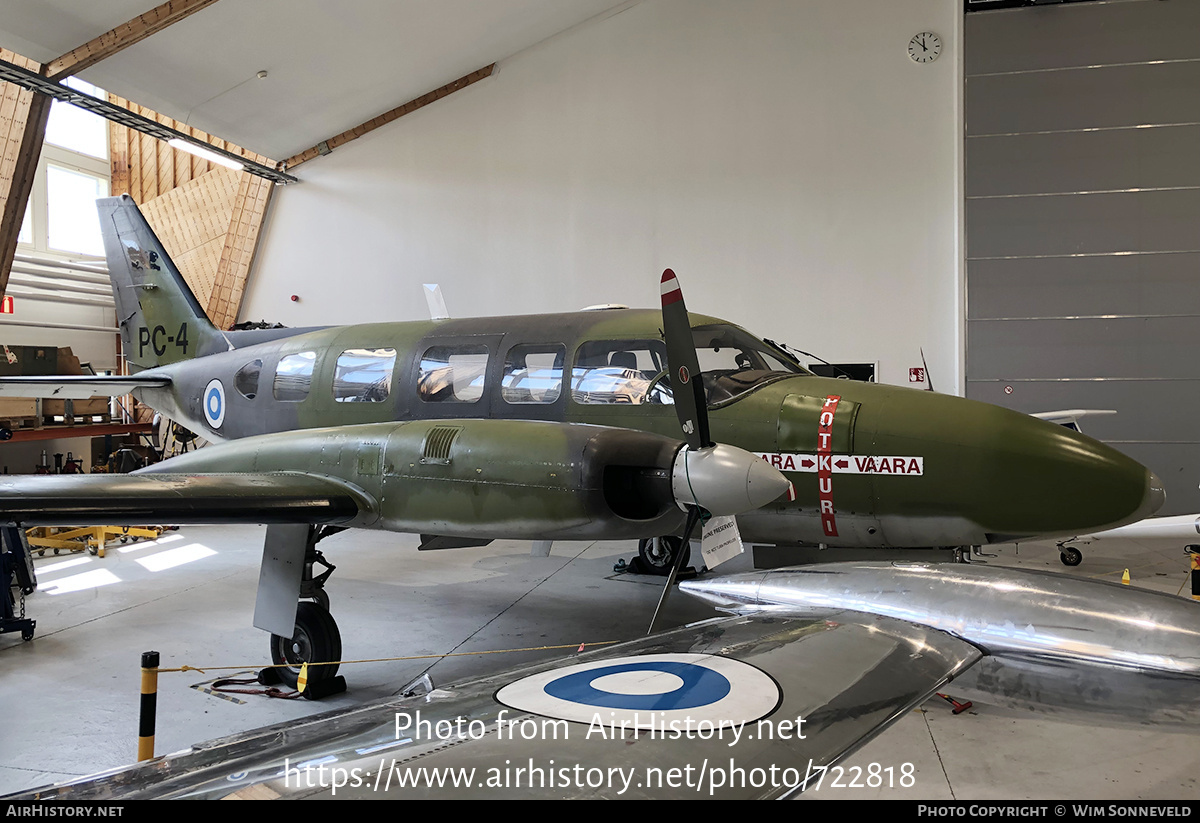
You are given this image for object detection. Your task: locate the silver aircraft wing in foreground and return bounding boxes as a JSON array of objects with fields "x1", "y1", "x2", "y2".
[
  {"x1": 12, "y1": 611, "x2": 978, "y2": 800},
  {"x1": 11, "y1": 561, "x2": 1200, "y2": 800}
]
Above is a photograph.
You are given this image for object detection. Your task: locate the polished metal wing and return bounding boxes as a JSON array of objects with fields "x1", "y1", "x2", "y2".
[{"x1": 13, "y1": 612, "x2": 980, "y2": 800}]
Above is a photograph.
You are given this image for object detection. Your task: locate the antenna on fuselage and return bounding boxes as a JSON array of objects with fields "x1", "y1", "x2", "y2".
[{"x1": 423, "y1": 284, "x2": 449, "y2": 320}]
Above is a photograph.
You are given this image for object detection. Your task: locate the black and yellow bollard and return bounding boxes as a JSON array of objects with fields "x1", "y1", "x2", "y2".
[{"x1": 138, "y1": 651, "x2": 159, "y2": 762}]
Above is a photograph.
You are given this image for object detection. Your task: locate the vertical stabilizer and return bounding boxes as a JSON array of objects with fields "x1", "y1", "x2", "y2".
[{"x1": 98, "y1": 195, "x2": 228, "y2": 371}]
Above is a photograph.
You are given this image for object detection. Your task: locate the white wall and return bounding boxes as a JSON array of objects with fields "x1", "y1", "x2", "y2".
[{"x1": 244, "y1": 0, "x2": 963, "y2": 390}]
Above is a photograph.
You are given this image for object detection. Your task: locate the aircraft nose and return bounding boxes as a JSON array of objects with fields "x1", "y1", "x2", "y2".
[
  {"x1": 867, "y1": 391, "x2": 1163, "y2": 540},
  {"x1": 1145, "y1": 471, "x2": 1167, "y2": 517},
  {"x1": 1013, "y1": 419, "x2": 1164, "y2": 534}
]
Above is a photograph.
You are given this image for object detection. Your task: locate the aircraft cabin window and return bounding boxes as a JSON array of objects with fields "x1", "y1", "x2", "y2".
[
  {"x1": 571, "y1": 340, "x2": 674, "y2": 406},
  {"x1": 418, "y1": 345, "x2": 488, "y2": 403},
  {"x1": 273, "y1": 351, "x2": 316, "y2": 402},
  {"x1": 235, "y1": 360, "x2": 262, "y2": 400},
  {"x1": 333, "y1": 348, "x2": 396, "y2": 403},
  {"x1": 502, "y1": 344, "x2": 565, "y2": 404}
]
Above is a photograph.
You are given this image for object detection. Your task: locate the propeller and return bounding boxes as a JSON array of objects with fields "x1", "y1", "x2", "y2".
[{"x1": 647, "y1": 269, "x2": 790, "y2": 634}]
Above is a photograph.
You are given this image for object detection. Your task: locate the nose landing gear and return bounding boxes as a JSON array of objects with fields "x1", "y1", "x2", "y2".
[{"x1": 1058, "y1": 544, "x2": 1083, "y2": 567}]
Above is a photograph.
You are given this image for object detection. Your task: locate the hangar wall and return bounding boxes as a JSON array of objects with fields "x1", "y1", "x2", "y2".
[
  {"x1": 243, "y1": 0, "x2": 964, "y2": 391},
  {"x1": 964, "y1": 0, "x2": 1200, "y2": 515}
]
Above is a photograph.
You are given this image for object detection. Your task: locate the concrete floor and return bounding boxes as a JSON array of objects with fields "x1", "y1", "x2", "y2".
[{"x1": 1, "y1": 525, "x2": 1197, "y2": 799}]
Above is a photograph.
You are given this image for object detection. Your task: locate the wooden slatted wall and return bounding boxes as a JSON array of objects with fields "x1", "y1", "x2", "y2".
[{"x1": 108, "y1": 94, "x2": 275, "y2": 330}]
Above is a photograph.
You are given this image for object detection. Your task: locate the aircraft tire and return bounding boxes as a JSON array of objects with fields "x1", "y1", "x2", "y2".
[
  {"x1": 270, "y1": 601, "x2": 342, "y2": 688},
  {"x1": 1059, "y1": 547, "x2": 1083, "y2": 567},
  {"x1": 638, "y1": 536, "x2": 691, "y2": 576}
]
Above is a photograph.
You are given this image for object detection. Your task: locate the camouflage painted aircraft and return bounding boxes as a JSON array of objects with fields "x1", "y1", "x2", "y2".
[{"x1": 0, "y1": 196, "x2": 1165, "y2": 689}]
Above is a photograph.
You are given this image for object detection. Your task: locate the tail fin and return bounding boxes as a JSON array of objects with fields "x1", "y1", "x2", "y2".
[{"x1": 98, "y1": 195, "x2": 229, "y2": 372}]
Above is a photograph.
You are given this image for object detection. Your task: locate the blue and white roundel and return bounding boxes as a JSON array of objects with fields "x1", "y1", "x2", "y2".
[
  {"x1": 495, "y1": 653, "x2": 779, "y2": 729},
  {"x1": 203, "y1": 379, "x2": 226, "y2": 429}
]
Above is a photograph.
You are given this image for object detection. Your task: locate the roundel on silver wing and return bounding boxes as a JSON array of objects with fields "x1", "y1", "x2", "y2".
[
  {"x1": 494, "y1": 653, "x2": 780, "y2": 729},
  {"x1": 203, "y1": 378, "x2": 226, "y2": 429}
]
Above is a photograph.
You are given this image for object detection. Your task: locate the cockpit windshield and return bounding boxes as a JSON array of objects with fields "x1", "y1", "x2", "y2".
[
  {"x1": 690, "y1": 324, "x2": 810, "y2": 405},
  {"x1": 570, "y1": 325, "x2": 808, "y2": 408}
]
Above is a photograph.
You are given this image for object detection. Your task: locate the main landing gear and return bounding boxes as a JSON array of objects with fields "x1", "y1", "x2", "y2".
[{"x1": 264, "y1": 526, "x2": 345, "y2": 696}]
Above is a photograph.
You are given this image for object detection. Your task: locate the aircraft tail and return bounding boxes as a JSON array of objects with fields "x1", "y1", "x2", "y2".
[{"x1": 98, "y1": 195, "x2": 229, "y2": 372}]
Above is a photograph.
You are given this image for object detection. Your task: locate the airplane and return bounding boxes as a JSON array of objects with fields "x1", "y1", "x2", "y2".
[{"x1": 0, "y1": 195, "x2": 1165, "y2": 694}]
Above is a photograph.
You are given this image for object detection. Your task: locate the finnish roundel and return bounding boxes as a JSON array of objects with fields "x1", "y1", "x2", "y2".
[
  {"x1": 203, "y1": 378, "x2": 226, "y2": 429},
  {"x1": 495, "y1": 653, "x2": 780, "y2": 729}
]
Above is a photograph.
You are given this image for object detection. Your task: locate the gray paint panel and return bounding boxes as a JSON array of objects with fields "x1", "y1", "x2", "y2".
[
  {"x1": 965, "y1": 0, "x2": 1200, "y2": 518},
  {"x1": 968, "y1": 316, "x2": 1200, "y2": 380},
  {"x1": 966, "y1": 253, "x2": 1200, "y2": 320},
  {"x1": 966, "y1": 189, "x2": 1200, "y2": 259},
  {"x1": 966, "y1": 125, "x2": 1200, "y2": 197},
  {"x1": 967, "y1": 61, "x2": 1200, "y2": 136},
  {"x1": 966, "y1": 0, "x2": 1200, "y2": 76}
]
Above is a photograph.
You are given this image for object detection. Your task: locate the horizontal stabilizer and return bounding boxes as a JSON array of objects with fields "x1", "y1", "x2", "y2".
[
  {"x1": 0, "y1": 472, "x2": 364, "y2": 527},
  {"x1": 0, "y1": 375, "x2": 171, "y2": 399}
]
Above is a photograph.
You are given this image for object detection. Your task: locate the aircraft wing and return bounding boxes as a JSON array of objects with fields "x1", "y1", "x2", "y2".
[
  {"x1": 1078, "y1": 513, "x2": 1200, "y2": 541},
  {"x1": 0, "y1": 374, "x2": 171, "y2": 399},
  {"x1": 13, "y1": 611, "x2": 981, "y2": 800},
  {"x1": 1030, "y1": 408, "x2": 1116, "y2": 432},
  {"x1": 0, "y1": 472, "x2": 365, "y2": 527}
]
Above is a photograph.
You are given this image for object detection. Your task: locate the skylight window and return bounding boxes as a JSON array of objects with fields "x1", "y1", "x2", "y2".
[{"x1": 45, "y1": 77, "x2": 108, "y2": 160}]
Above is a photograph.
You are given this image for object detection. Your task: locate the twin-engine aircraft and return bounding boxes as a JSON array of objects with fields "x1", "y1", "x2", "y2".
[{"x1": 0, "y1": 196, "x2": 1164, "y2": 688}]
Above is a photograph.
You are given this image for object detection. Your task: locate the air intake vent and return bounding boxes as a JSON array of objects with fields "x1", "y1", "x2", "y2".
[{"x1": 422, "y1": 426, "x2": 460, "y2": 464}]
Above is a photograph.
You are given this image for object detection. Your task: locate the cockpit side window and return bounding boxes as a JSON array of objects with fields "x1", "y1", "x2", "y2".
[
  {"x1": 502, "y1": 344, "x2": 565, "y2": 404},
  {"x1": 235, "y1": 359, "x2": 262, "y2": 400},
  {"x1": 418, "y1": 345, "x2": 488, "y2": 403},
  {"x1": 273, "y1": 351, "x2": 316, "y2": 401},
  {"x1": 571, "y1": 340, "x2": 674, "y2": 405},
  {"x1": 334, "y1": 348, "x2": 396, "y2": 403}
]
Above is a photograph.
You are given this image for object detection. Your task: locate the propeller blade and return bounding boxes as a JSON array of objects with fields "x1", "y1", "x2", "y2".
[
  {"x1": 648, "y1": 268, "x2": 790, "y2": 635},
  {"x1": 647, "y1": 505, "x2": 703, "y2": 635},
  {"x1": 660, "y1": 269, "x2": 710, "y2": 450}
]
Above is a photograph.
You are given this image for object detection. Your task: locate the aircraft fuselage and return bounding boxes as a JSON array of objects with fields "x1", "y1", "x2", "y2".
[{"x1": 135, "y1": 308, "x2": 1161, "y2": 549}]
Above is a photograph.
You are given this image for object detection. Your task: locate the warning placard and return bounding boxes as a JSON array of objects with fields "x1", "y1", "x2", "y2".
[{"x1": 756, "y1": 453, "x2": 924, "y2": 476}]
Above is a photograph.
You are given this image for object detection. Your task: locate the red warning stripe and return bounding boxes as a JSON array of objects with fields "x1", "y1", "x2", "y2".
[
  {"x1": 818, "y1": 395, "x2": 840, "y2": 537},
  {"x1": 660, "y1": 269, "x2": 683, "y2": 305}
]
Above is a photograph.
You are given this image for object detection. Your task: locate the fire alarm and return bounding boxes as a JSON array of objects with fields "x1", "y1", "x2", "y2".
[{"x1": 290, "y1": 295, "x2": 299, "y2": 302}]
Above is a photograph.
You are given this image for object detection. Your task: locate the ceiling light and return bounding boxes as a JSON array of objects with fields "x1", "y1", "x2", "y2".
[
  {"x1": 167, "y1": 138, "x2": 245, "y2": 171},
  {"x1": 0, "y1": 57, "x2": 294, "y2": 183}
]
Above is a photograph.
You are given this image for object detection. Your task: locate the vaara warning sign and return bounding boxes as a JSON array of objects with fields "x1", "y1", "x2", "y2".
[{"x1": 756, "y1": 453, "x2": 924, "y2": 476}]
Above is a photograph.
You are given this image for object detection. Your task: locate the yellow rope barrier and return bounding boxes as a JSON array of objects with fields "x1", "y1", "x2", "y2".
[{"x1": 154, "y1": 640, "x2": 620, "y2": 674}]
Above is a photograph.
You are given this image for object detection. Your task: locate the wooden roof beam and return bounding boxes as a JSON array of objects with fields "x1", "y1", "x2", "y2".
[
  {"x1": 45, "y1": 0, "x2": 221, "y2": 81},
  {"x1": 284, "y1": 64, "x2": 496, "y2": 170},
  {"x1": 1, "y1": 1, "x2": 222, "y2": 297}
]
